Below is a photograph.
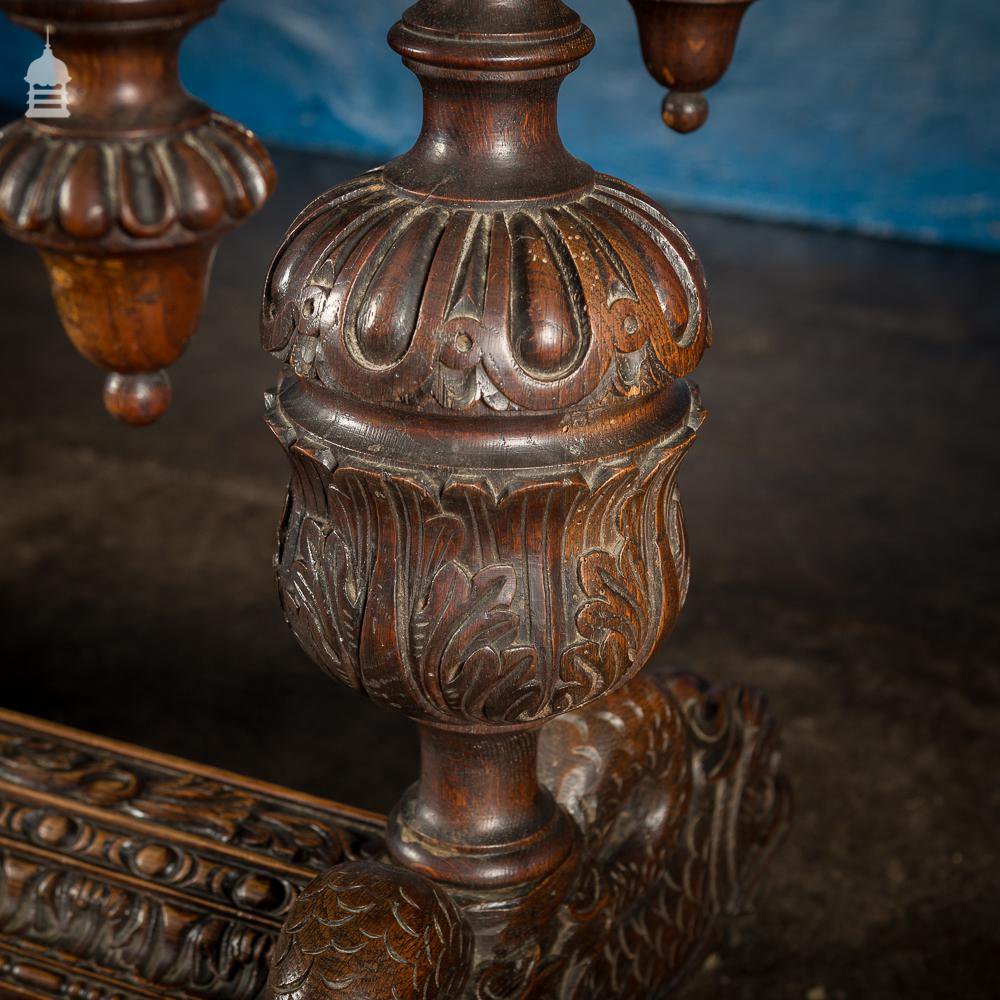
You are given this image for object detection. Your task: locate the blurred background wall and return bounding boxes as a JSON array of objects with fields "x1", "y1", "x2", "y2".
[{"x1": 0, "y1": 0, "x2": 997, "y2": 250}]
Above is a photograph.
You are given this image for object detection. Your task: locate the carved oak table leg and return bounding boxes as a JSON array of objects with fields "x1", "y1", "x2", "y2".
[
  {"x1": 0, "y1": 0, "x2": 275, "y2": 424},
  {"x1": 259, "y1": 1, "x2": 789, "y2": 997}
]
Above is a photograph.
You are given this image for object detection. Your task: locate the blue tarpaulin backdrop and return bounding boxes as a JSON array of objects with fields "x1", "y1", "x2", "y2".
[{"x1": 1, "y1": 0, "x2": 997, "y2": 250}]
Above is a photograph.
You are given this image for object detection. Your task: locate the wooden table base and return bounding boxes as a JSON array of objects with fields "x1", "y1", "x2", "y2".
[{"x1": 0, "y1": 666, "x2": 788, "y2": 999}]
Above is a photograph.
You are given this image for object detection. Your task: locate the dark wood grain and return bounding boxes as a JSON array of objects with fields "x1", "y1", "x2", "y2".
[{"x1": 0, "y1": 708, "x2": 384, "y2": 999}]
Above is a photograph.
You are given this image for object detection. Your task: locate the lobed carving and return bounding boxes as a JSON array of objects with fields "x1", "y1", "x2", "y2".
[
  {"x1": 268, "y1": 380, "x2": 702, "y2": 728},
  {"x1": 0, "y1": 114, "x2": 274, "y2": 253},
  {"x1": 262, "y1": 171, "x2": 709, "y2": 413},
  {"x1": 266, "y1": 861, "x2": 473, "y2": 1000}
]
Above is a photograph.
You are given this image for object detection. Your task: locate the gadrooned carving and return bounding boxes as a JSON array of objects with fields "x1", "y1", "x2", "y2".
[
  {"x1": 262, "y1": 170, "x2": 709, "y2": 413},
  {"x1": 0, "y1": 113, "x2": 274, "y2": 252}
]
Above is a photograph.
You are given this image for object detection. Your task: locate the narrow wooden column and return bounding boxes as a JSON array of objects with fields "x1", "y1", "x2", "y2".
[
  {"x1": 389, "y1": 726, "x2": 573, "y2": 888},
  {"x1": 0, "y1": 0, "x2": 275, "y2": 423}
]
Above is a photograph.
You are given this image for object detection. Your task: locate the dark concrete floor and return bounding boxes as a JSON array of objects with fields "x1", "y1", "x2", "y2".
[{"x1": 1, "y1": 149, "x2": 997, "y2": 999}]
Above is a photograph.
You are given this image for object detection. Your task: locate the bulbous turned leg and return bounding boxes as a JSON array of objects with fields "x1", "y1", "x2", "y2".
[
  {"x1": 260, "y1": 1, "x2": 788, "y2": 996},
  {"x1": 0, "y1": 0, "x2": 275, "y2": 424},
  {"x1": 628, "y1": 0, "x2": 758, "y2": 132}
]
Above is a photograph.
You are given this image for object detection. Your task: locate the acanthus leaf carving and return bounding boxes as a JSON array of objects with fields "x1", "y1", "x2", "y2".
[{"x1": 273, "y1": 406, "x2": 698, "y2": 727}]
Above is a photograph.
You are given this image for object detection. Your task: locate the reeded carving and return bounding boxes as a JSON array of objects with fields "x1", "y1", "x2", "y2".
[
  {"x1": 266, "y1": 862, "x2": 473, "y2": 1000},
  {"x1": 263, "y1": 171, "x2": 709, "y2": 413},
  {"x1": 0, "y1": 114, "x2": 273, "y2": 252}
]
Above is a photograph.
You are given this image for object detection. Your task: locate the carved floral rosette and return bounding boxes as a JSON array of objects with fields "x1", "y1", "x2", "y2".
[{"x1": 267, "y1": 372, "x2": 704, "y2": 729}]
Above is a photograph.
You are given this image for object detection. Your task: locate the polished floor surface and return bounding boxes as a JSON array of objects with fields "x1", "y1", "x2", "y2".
[{"x1": 1, "y1": 149, "x2": 997, "y2": 999}]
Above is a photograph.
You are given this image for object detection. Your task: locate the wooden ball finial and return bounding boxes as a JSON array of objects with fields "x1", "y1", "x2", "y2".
[
  {"x1": 662, "y1": 90, "x2": 709, "y2": 132},
  {"x1": 103, "y1": 371, "x2": 172, "y2": 427},
  {"x1": 630, "y1": 0, "x2": 757, "y2": 132}
]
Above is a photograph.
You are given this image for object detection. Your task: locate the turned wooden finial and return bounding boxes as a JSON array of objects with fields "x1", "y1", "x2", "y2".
[
  {"x1": 629, "y1": 0, "x2": 757, "y2": 132},
  {"x1": 0, "y1": 0, "x2": 275, "y2": 424},
  {"x1": 102, "y1": 370, "x2": 173, "y2": 426}
]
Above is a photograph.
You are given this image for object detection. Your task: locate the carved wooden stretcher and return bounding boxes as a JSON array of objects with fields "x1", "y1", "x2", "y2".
[
  {"x1": 0, "y1": 1, "x2": 790, "y2": 997},
  {"x1": 0, "y1": 669, "x2": 788, "y2": 999}
]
